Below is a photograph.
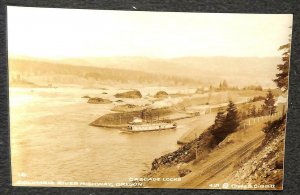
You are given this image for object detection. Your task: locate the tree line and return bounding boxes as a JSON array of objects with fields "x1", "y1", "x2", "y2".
[{"x1": 210, "y1": 89, "x2": 277, "y2": 143}]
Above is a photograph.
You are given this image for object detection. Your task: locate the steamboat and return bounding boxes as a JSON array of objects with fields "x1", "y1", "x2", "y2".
[{"x1": 122, "y1": 117, "x2": 177, "y2": 132}]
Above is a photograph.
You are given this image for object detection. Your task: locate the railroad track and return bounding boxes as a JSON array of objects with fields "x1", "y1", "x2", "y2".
[{"x1": 181, "y1": 134, "x2": 265, "y2": 188}]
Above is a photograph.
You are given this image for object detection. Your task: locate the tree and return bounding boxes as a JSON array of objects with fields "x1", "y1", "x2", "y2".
[
  {"x1": 141, "y1": 110, "x2": 145, "y2": 120},
  {"x1": 219, "y1": 80, "x2": 229, "y2": 90},
  {"x1": 262, "y1": 90, "x2": 276, "y2": 115},
  {"x1": 211, "y1": 101, "x2": 240, "y2": 143},
  {"x1": 219, "y1": 82, "x2": 222, "y2": 90},
  {"x1": 274, "y1": 30, "x2": 291, "y2": 92},
  {"x1": 222, "y1": 80, "x2": 228, "y2": 90},
  {"x1": 223, "y1": 101, "x2": 240, "y2": 132},
  {"x1": 249, "y1": 105, "x2": 257, "y2": 117},
  {"x1": 214, "y1": 109, "x2": 226, "y2": 129}
]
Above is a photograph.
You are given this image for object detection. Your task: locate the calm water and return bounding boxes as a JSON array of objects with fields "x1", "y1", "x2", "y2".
[{"x1": 10, "y1": 87, "x2": 193, "y2": 185}]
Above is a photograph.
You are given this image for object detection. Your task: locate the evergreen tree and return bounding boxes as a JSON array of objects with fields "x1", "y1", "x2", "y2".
[
  {"x1": 250, "y1": 105, "x2": 257, "y2": 117},
  {"x1": 211, "y1": 101, "x2": 240, "y2": 143},
  {"x1": 262, "y1": 90, "x2": 276, "y2": 115},
  {"x1": 222, "y1": 80, "x2": 228, "y2": 90},
  {"x1": 274, "y1": 30, "x2": 291, "y2": 92},
  {"x1": 223, "y1": 101, "x2": 240, "y2": 132},
  {"x1": 214, "y1": 109, "x2": 226, "y2": 129},
  {"x1": 141, "y1": 110, "x2": 145, "y2": 120}
]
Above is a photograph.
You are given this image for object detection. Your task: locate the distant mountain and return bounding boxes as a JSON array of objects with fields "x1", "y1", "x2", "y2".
[
  {"x1": 8, "y1": 58, "x2": 201, "y2": 87},
  {"x1": 9, "y1": 56, "x2": 281, "y2": 88},
  {"x1": 56, "y1": 56, "x2": 281, "y2": 88}
]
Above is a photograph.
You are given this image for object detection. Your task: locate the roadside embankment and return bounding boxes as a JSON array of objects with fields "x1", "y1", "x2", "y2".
[
  {"x1": 144, "y1": 114, "x2": 284, "y2": 189},
  {"x1": 229, "y1": 116, "x2": 286, "y2": 190}
]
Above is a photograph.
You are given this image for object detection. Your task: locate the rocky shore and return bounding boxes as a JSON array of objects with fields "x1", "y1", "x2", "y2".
[
  {"x1": 111, "y1": 104, "x2": 147, "y2": 112},
  {"x1": 115, "y1": 90, "x2": 142, "y2": 98},
  {"x1": 90, "y1": 107, "x2": 173, "y2": 127},
  {"x1": 151, "y1": 129, "x2": 216, "y2": 171},
  {"x1": 87, "y1": 97, "x2": 112, "y2": 104},
  {"x1": 154, "y1": 91, "x2": 169, "y2": 99}
]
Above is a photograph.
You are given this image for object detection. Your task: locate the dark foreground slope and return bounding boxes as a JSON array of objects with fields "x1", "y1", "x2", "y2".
[{"x1": 143, "y1": 115, "x2": 286, "y2": 190}]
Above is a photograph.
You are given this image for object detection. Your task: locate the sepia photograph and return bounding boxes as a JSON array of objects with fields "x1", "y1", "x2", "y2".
[{"x1": 8, "y1": 6, "x2": 293, "y2": 190}]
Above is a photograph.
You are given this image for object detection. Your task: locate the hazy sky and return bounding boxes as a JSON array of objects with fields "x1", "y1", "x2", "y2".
[{"x1": 8, "y1": 6, "x2": 293, "y2": 59}]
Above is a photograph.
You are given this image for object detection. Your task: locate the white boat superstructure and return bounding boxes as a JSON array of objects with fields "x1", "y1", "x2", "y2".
[{"x1": 125, "y1": 117, "x2": 176, "y2": 132}]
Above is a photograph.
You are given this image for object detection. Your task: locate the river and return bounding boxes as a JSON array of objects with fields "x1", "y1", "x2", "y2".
[{"x1": 10, "y1": 87, "x2": 197, "y2": 186}]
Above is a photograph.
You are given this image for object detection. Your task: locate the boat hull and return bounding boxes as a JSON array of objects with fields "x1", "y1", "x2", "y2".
[{"x1": 123, "y1": 123, "x2": 176, "y2": 132}]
